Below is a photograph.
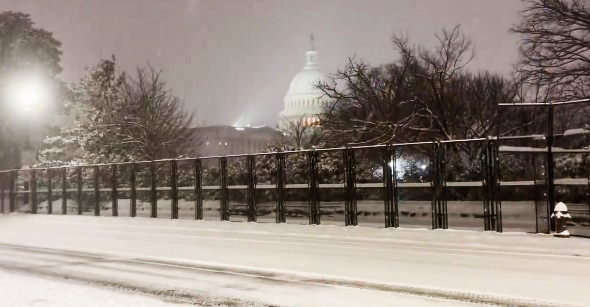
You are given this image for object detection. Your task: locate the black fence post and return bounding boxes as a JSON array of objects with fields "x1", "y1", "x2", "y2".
[
  {"x1": 62, "y1": 168, "x2": 67, "y2": 214},
  {"x1": 47, "y1": 169, "x2": 52, "y2": 215},
  {"x1": 392, "y1": 147, "x2": 400, "y2": 228},
  {"x1": 9, "y1": 170, "x2": 15, "y2": 212},
  {"x1": 483, "y1": 140, "x2": 491, "y2": 231},
  {"x1": 384, "y1": 146, "x2": 395, "y2": 228},
  {"x1": 428, "y1": 143, "x2": 439, "y2": 229},
  {"x1": 220, "y1": 157, "x2": 229, "y2": 221},
  {"x1": 483, "y1": 138, "x2": 502, "y2": 232},
  {"x1": 493, "y1": 141, "x2": 502, "y2": 232},
  {"x1": 77, "y1": 167, "x2": 82, "y2": 215},
  {"x1": 308, "y1": 150, "x2": 320, "y2": 225},
  {"x1": 344, "y1": 148, "x2": 357, "y2": 226},
  {"x1": 276, "y1": 152, "x2": 286, "y2": 223},
  {"x1": 94, "y1": 166, "x2": 100, "y2": 216},
  {"x1": 194, "y1": 159, "x2": 203, "y2": 220},
  {"x1": 150, "y1": 161, "x2": 157, "y2": 218},
  {"x1": 31, "y1": 169, "x2": 37, "y2": 214},
  {"x1": 247, "y1": 155, "x2": 257, "y2": 222},
  {"x1": 1, "y1": 176, "x2": 5, "y2": 214},
  {"x1": 547, "y1": 104, "x2": 555, "y2": 231},
  {"x1": 112, "y1": 164, "x2": 118, "y2": 217},
  {"x1": 431, "y1": 142, "x2": 448, "y2": 229},
  {"x1": 171, "y1": 160, "x2": 179, "y2": 219},
  {"x1": 130, "y1": 163, "x2": 137, "y2": 217}
]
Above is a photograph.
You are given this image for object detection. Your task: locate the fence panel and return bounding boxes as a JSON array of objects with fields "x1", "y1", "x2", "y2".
[
  {"x1": 114, "y1": 163, "x2": 134, "y2": 217},
  {"x1": 0, "y1": 172, "x2": 8, "y2": 214},
  {"x1": 443, "y1": 142, "x2": 485, "y2": 231},
  {"x1": 201, "y1": 158, "x2": 221, "y2": 220},
  {"x1": 353, "y1": 148, "x2": 386, "y2": 228},
  {"x1": 95, "y1": 165, "x2": 114, "y2": 216},
  {"x1": 226, "y1": 156, "x2": 249, "y2": 222},
  {"x1": 498, "y1": 137, "x2": 547, "y2": 233},
  {"x1": 284, "y1": 152, "x2": 310, "y2": 225},
  {"x1": 254, "y1": 154, "x2": 276, "y2": 223},
  {"x1": 317, "y1": 150, "x2": 345, "y2": 226},
  {"x1": 133, "y1": 163, "x2": 153, "y2": 218},
  {"x1": 176, "y1": 160, "x2": 197, "y2": 220},
  {"x1": 395, "y1": 145, "x2": 433, "y2": 229},
  {"x1": 152, "y1": 161, "x2": 172, "y2": 219},
  {"x1": 553, "y1": 132, "x2": 590, "y2": 237},
  {"x1": 35, "y1": 169, "x2": 50, "y2": 214}
]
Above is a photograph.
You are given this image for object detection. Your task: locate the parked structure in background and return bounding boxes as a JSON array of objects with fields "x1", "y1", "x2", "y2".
[
  {"x1": 193, "y1": 126, "x2": 279, "y2": 156},
  {"x1": 278, "y1": 35, "x2": 333, "y2": 130}
]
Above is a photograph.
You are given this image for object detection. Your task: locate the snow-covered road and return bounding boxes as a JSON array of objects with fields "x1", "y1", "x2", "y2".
[{"x1": 0, "y1": 214, "x2": 588, "y2": 306}]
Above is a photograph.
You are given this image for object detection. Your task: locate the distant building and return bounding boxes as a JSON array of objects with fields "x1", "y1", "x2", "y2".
[
  {"x1": 194, "y1": 36, "x2": 333, "y2": 157},
  {"x1": 278, "y1": 35, "x2": 334, "y2": 129},
  {"x1": 194, "y1": 126, "x2": 279, "y2": 157}
]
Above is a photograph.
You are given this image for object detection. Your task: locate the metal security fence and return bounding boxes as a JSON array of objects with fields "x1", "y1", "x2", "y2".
[{"x1": 1, "y1": 137, "x2": 589, "y2": 236}]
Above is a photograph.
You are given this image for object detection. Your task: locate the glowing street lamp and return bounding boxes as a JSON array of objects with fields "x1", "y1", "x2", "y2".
[
  {"x1": 15, "y1": 84, "x2": 43, "y2": 112},
  {"x1": 7, "y1": 77, "x2": 48, "y2": 114}
]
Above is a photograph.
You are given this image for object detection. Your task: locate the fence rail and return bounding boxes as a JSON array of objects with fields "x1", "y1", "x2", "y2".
[{"x1": 1, "y1": 137, "x2": 589, "y2": 236}]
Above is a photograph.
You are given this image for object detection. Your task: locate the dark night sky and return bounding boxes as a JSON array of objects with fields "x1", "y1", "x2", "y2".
[{"x1": 1, "y1": 0, "x2": 525, "y2": 128}]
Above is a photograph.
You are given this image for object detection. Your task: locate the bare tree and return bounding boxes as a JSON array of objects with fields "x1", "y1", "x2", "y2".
[
  {"x1": 319, "y1": 26, "x2": 517, "y2": 155},
  {"x1": 278, "y1": 116, "x2": 321, "y2": 149},
  {"x1": 318, "y1": 53, "x2": 432, "y2": 147},
  {"x1": 512, "y1": 0, "x2": 590, "y2": 97}
]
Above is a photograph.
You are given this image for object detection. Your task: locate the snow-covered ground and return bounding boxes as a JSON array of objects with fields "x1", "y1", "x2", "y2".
[
  {"x1": 0, "y1": 270, "x2": 197, "y2": 307},
  {"x1": 0, "y1": 214, "x2": 589, "y2": 306}
]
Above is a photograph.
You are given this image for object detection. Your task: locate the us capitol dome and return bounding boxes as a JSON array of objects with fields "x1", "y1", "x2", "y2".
[{"x1": 279, "y1": 36, "x2": 333, "y2": 130}]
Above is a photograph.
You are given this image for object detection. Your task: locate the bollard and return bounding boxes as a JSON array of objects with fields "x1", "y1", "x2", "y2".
[{"x1": 550, "y1": 202, "x2": 572, "y2": 238}]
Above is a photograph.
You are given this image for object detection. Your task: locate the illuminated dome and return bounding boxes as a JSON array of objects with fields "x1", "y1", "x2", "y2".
[{"x1": 279, "y1": 38, "x2": 333, "y2": 129}]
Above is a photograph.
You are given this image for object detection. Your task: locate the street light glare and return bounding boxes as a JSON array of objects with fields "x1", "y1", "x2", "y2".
[
  {"x1": 16, "y1": 84, "x2": 42, "y2": 112},
  {"x1": 6, "y1": 77, "x2": 49, "y2": 114}
]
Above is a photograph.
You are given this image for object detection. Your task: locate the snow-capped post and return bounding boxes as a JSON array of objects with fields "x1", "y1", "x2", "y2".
[{"x1": 551, "y1": 202, "x2": 571, "y2": 238}]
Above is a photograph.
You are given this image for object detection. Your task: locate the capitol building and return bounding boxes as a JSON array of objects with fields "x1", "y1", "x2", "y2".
[
  {"x1": 278, "y1": 39, "x2": 333, "y2": 129},
  {"x1": 197, "y1": 38, "x2": 333, "y2": 156}
]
